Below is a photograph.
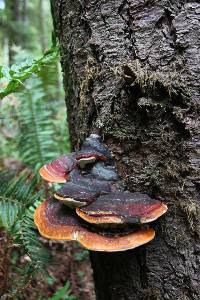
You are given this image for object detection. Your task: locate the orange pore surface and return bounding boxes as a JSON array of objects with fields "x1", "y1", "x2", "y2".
[{"x1": 34, "y1": 199, "x2": 155, "y2": 252}]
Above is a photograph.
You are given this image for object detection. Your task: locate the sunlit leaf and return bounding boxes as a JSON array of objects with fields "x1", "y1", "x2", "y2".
[{"x1": 0, "y1": 46, "x2": 59, "y2": 99}]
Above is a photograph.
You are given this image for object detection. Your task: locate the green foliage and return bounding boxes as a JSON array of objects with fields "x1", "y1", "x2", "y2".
[
  {"x1": 73, "y1": 250, "x2": 89, "y2": 262},
  {"x1": 0, "y1": 171, "x2": 37, "y2": 228},
  {"x1": 0, "y1": 47, "x2": 59, "y2": 99},
  {"x1": 0, "y1": 1, "x2": 73, "y2": 298},
  {"x1": 40, "y1": 276, "x2": 77, "y2": 300},
  {"x1": 0, "y1": 99, "x2": 19, "y2": 162},
  {"x1": 37, "y1": 282, "x2": 76, "y2": 300},
  {"x1": 44, "y1": 275, "x2": 57, "y2": 286},
  {"x1": 45, "y1": 281, "x2": 77, "y2": 300},
  {"x1": 15, "y1": 203, "x2": 51, "y2": 268},
  {"x1": 0, "y1": 46, "x2": 69, "y2": 169},
  {"x1": 0, "y1": 2, "x2": 72, "y2": 298},
  {"x1": 0, "y1": 170, "x2": 51, "y2": 297},
  {"x1": 76, "y1": 271, "x2": 85, "y2": 279},
  {"x1": 0, "y1": 54, "x2": 71, "y2": 296},
  {"x1": 17, "y1": 85, "x2": 59, "y2": 169},
  {"x1": 0, "y1": 171, "x2": 50, "y2": 265}
]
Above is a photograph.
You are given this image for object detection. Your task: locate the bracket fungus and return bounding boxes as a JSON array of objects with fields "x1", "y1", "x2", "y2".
[
  {"x1": 76, "y1": 150, "x2": 107, "y2": 168},
  {"x1": 34, "y1": 134, "x2": 168, "y2": 252},
  {"x1": 35, "y1": 198, "x2": 155, "y2": 252},
  {"x1": 39, "y1": 154, "x2": 76, "y2": 183},
  {"x1": 54, "y1": 179, "x2": 112, "y2": 208},
  {"x1": 76, "y1": 192, "x2": 167, "y2": 224}
]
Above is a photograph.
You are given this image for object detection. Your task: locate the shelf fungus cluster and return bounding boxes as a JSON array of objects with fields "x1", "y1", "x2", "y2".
[{"x1": 34, "y1": 134, "x2": 168, "y2": 252}]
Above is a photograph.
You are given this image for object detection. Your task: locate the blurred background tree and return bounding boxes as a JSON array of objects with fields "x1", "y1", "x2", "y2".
[
  {"x1": 0, "y1": 0, "x2": 70, "y2": 169},
  {"x1": 0, "y1": 0, "x2": 52, "y2": 64},
  {"x1": 0, "y1": 1, "x2": 95, "y2": 299}
]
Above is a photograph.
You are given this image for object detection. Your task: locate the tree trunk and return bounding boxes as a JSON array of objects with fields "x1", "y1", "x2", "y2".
[
  {"x1": 51, "y1": 1, "x2": 200, "y2": 299},
  {"x1": 39, "y1": 0, "x2": 47, "y2": 52},
  {"x1": 5, "y1": 0, "x2": 20, "y2": 64}
]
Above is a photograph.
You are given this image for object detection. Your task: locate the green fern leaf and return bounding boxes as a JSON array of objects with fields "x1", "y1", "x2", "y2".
[
  {"x1": 0, "y1": 46, "x2": 59, "y2": 99},
  {"x1": 0, "y1": 199, "x2": 19, "y2": 228},
  {"x1": 0, "y1": 171, "x2": 50, "y2": 267},
  {"x1": 0, "y1": 171, "x2": 39, "y2": 226},
  {"x1": 17, "y1": 82, "x2": 60, "y2": 169}
]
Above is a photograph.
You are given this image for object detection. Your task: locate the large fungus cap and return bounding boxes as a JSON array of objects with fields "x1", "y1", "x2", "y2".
[
  {"x1": 39, "y1": 154, "x2": 76, "y2": 183},
  {"x1": 76, "y1": 192, "x2": 168, "y2": 224},
  {"x1": 34, "y1": 198, "x2": 155, "y2": 252}
]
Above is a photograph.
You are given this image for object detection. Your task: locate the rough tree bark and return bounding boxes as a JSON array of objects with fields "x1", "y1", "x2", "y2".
[{"x1": 51, "y1": 1, "x2": 200, "y2": 299}]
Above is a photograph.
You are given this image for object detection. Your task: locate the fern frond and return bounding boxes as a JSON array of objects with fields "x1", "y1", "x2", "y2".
[
  {"x1": 0, "y1": 170, "x2": 50, "y2": 267},
  {"x1": 0, "y1": 46, "x2": 59, "y2": 99},
  {"x1": 17, "y1": 82, "x2": 59, "y2": 169},
  {"x1": 0, "y1": 171, "x2": 38, "y2": 228},
  {"x1": 14, "y1": 202, "x2": 50, "y2": 267}
]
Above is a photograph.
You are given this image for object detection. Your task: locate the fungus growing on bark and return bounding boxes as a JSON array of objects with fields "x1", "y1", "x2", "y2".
[
  {"x1": 76, "y1": 150, "x2": 107, "y2": 168},
  {"x1": 54, "y1": 180, "x2": 112, "y2": 208},
  {"x1": 34, "y1": 198, "x2": 155, "y2": 252},
  {"x1": 34, "y1": 134, "x2": 168, "y2": 252},
  {"x1": 90, "y1": 162, "x2": 119, "y2": 181},
  {"x1": 54, "y1": 182, "x2": 97, "y2": 208},
  {"x1": 39, "y1": 148, "x2": 108, "y2": 182},
  {"x1": 76, "y1": 192, "x2": 168, "y2": 224},
  {"x1": 81, "y1": 134, "x2": 113, "y2": 162},
  {"x1": 39, "y1": 154, "x2": 76, "y2": 183},
  {"x1": 74, "y1": 177, "x2": 112, "y2": 193}
]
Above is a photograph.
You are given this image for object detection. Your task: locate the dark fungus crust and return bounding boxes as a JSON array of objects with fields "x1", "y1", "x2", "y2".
[
  {"x1": 70, "y1": 177, "x2": 112, "y2": 194},
  {"x1": 76, "y1": 192, "x2": 168, "y2": 224},
  {"x1": 54, "y1": 182, "x2": 98, "y2": 207},
  {"x1": 34, "y1": 198, "x2": 155, "y2": 252},
  {"x1": 82, "y1": 134, "x2": 113, "y2": 162},
  {"x1": 55, "y1": 180, "x2": 111, "y2": 200},
  {"x1": 68, "y1": 169, "x2": 121, "y2": 193},
  {"x1": 90, "y1": 162, "x2": 119, "y2": 181}
]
